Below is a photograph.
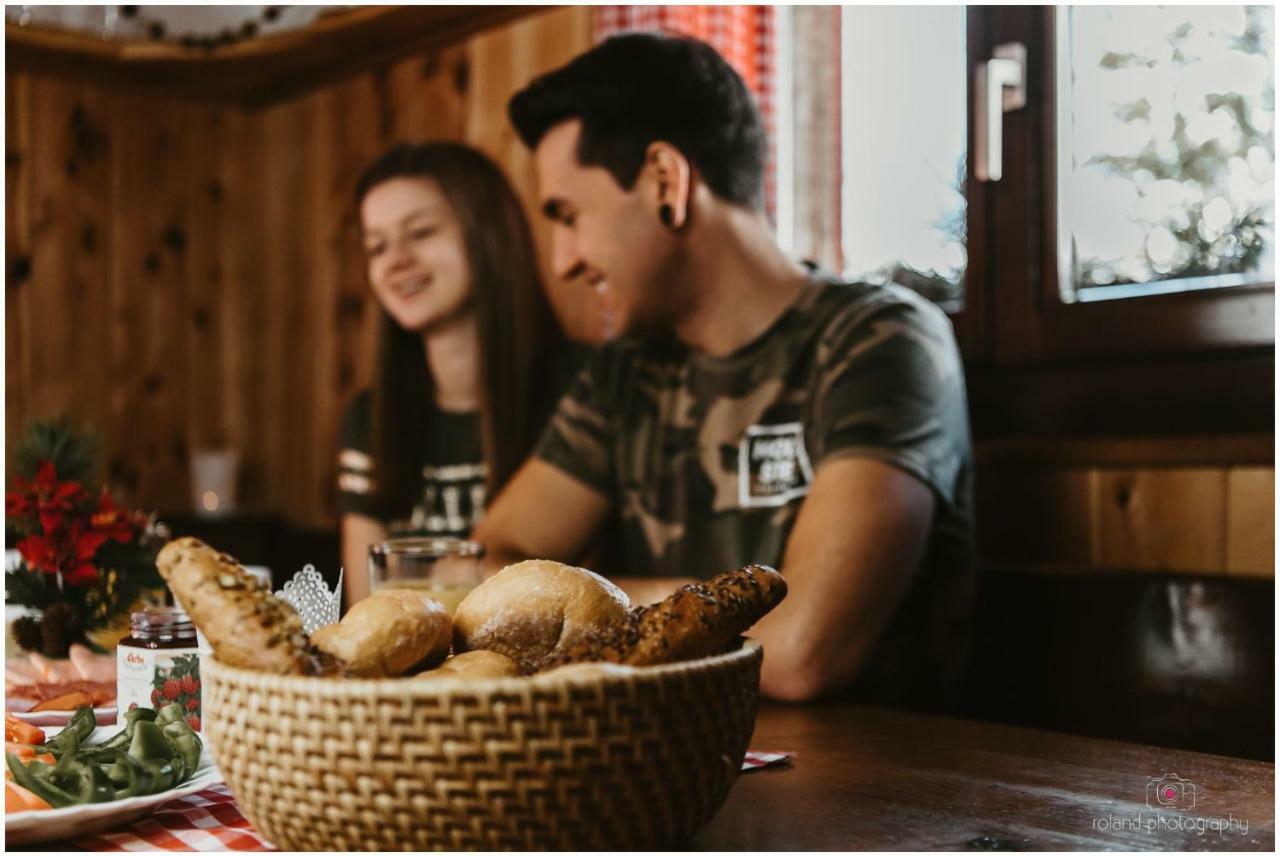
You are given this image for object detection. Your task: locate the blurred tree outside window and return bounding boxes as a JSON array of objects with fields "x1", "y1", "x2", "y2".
[{"x1": 1057, "y1": 5, "x2": 1275, "y2": 302}]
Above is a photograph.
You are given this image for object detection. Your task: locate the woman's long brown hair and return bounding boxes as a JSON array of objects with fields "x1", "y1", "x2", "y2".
[{"x1": 355, "y1": 142, "x2": 568, "y2": 520}]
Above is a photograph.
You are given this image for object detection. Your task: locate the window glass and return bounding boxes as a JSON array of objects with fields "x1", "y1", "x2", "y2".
[{"x1": 1057, "y1": 5, "x2": 1275, "y2": 302}]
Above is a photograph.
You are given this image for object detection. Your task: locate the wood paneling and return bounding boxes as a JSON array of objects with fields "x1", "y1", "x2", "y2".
[
  {"x1": 978, "y1": 442, "x2": 1274, "y2": 577},
  {"x1": 977, "y1": 433, "x2": 1274, "y2": 469},
  {"x1": 6, "y1": 7, "x2": 539, "y2": 108},
  {"x1": 1226, "y1": 467, "x2": 1275, "y2": 577},
  {"x1": 126, "y1": 96, "x2": 197, "y2": 511},
  {"x1": 6, "y1": 72, "x2": 33, "y2": 447},
  {"x1": 1094, "y1": 468, "x2": 1228, "y2": 573},
  {"x1": 6, "y1": 7, "x2": 593, "y2": 529}
]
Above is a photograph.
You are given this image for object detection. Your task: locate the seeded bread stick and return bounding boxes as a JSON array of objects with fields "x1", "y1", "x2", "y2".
[
  {"x1": 156, "y1": 537, "x2": 339, "y2": 676},
  {"x1": 539, "y1": 564, "x2": 787, "y2": 670}
]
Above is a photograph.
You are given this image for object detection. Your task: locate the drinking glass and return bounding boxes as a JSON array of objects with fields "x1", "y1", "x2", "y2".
[{"x1": 368, "y1": 537, "x2": 484, "y2": 615}]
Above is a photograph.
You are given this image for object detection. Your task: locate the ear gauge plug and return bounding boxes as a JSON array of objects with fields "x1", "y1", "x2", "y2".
[{"x1": 659, "y1": 204, "x2": 675, "y2": 227}]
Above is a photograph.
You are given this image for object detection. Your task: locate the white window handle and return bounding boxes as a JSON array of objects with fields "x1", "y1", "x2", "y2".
[{"x1": 975, "y1": 42, "x2": 1027, "y2": 182}]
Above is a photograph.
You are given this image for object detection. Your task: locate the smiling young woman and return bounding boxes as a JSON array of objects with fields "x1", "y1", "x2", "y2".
[{"x1": 337, "y1": 142, "x2": 580, "y2": 607}]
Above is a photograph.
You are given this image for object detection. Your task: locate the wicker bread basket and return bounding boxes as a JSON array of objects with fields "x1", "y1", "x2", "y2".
[{"x1": 202, "y1": 639, "x2": 762, "y2": 850}]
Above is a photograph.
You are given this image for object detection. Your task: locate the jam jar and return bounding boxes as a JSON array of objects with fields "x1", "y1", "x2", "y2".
[{"x1": 116, "y1": 605, "x2": 202, "y2": 731}]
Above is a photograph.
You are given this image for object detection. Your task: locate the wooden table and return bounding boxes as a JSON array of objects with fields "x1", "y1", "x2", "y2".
[{"x1": 690, "y1": 703, "x2": 1275, "y2": 850}]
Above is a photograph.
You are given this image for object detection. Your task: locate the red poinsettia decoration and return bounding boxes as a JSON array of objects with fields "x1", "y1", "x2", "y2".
[{"x1": 6, "y1": 458, "x2": 142, "y2": 587}]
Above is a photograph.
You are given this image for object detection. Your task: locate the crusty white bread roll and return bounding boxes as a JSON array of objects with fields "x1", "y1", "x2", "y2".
[
  {"x1": 452, "y1": 559, "x2": 630, "y2": 674},
  {"x1": 415, "y1": 650, "x2": 520, "y2": 681},
  {"x1": 310, "y1": 588, "x2": 451, "y2": 677}
]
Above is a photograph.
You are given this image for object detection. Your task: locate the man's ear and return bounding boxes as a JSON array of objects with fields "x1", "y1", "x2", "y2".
[{"x1": 644, "y1": 141, "x2": 692, "y2": 229}]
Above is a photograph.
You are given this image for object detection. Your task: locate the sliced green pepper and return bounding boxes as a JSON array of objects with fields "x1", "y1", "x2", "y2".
[
  {"x1": 6, "y1": 753, "x2": 80, "y2": 808},
  {"x1": 100, "y1": 749, "x2": 142, "y2": 798},
  {"x1": 128, "y1": 720, "x2": 174, "y2": 764},
  {"x1": 9, "y1": 705, "x2": 198, "y2": 807},
  {"x1": 103, "y1": 747, "x2": 182, "y2": 797},
  {"x1": 155, "y1": 703, "x2": 186, "y2": 728},
  {"x1": 161, "y1": 720, "x2": 203, "y2": 774},
  {"x1": 49, "y1": 756, "x2": 116, "y2": 804},
  {"x1": 137, "y1": 757, "x2": 182, "y2": 794},
  {"x1": 39, "y1": 705, "x2": 97, "y2": 759},
  {"x1": 97, "y1": 707, "x2": 158, "y2": 752}
]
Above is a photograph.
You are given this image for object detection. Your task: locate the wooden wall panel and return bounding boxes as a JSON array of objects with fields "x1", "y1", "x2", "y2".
[
  {"x1": 109, "y1": 94, "x2": 199, "y2": 511},
  {"x1": 253, "y1": 96, "x2": 321, "y2": 517},
  {"x1": 1225, "y1": 467, "x2": 1275, "y2": 577},
  {"x1": 6, "y1": 73, "x2": 33, "y2": 447},
  {"x1": 385, "y1": 46, "x2": 468, "y2": 142},
  {"x1": 182, "y1": 105, "x2": 236, "y2": 456},
  {"x1": 978, "y1": 457, "x2": 1273, "y2": 578},
  {"x1": 26, "y1": 80, "x2": 114, "y2": 439},
  {"x1": 1095, "y1": 469, "x2": 1228, "y2": 573}
]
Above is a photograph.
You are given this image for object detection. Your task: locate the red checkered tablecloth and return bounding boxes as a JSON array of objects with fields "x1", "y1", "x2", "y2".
[
  {"x1": 73, "y1": 785, "x2": 274, "y2": 852},
  {"x1": 67, "y1": 751, "x2": 792, "y2": 851}
]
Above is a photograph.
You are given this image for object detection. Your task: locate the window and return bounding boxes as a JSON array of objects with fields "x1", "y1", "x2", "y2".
[
  {"x1": 780, "y1": 5, "x2": 1273, "y2": 435},
  {"x1": 840, "y1": 6, "x2": 968, "y2": 311},
  {"x1": 1055, "y1": 5, "x2": 1275, "y2": 303}
]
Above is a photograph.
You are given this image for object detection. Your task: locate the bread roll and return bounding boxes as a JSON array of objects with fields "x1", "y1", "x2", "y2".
[
  {"x1": 452, "y1": 559, "x2": 630, "y2": 674},
  {"x1": 541, "y1": 564, "x2": 787, "y2": 670},
  {"x1": 156, "y1": 537, "x2": 336, "y2": 676},
  {"x1": 415, "y1": 650, "x2": 519, "y2": 681},
  {"x1": 310, "y1": 589, "x2": 451, "y2": 677}
]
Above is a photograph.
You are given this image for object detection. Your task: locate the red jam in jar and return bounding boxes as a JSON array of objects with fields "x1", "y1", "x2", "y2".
[{"x1": 116, "y1": 605, "x2": 202, "y2": 731}]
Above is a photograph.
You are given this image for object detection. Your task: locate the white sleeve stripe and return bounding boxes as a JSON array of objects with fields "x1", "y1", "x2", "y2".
[
  {"x1": 338, "y1": 472, "x2": 374, "y2": 494},
  {"x1": 339, "y1": 449, "x2": 374, "y2": 472}
]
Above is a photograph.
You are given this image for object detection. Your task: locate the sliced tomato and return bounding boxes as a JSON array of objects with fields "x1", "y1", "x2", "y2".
[
  {"x1": 6, "y1": 779, "x2": 52, "y2": 812},
  {"x1": 4, "y1": 715, "x2": 45, "y2": 746}
]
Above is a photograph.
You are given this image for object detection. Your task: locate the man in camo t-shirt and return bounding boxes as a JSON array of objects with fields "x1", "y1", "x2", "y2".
[{"x1": 474, "y1": 34, "x2": 974, "y2": 707}]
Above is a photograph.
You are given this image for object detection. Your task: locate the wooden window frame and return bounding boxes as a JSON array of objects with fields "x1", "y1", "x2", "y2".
[
  {"x1": 955, "y1": 7, "x2": 1274, "y2": 441},
  {"x1": 981, "y1": 7, "x2": 1274, "y2": 367}
]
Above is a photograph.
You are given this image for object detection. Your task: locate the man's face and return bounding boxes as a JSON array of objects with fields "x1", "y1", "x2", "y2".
[{"x1": 534, "y1": 119, "x2": 678, "y2": 340}]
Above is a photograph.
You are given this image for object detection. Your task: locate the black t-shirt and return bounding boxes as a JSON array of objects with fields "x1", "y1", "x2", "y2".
[{"x1": 337, "y1": 392, "x2": 487, "y2": 538}]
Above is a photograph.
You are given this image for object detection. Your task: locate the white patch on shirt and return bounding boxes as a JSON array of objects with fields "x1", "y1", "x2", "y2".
[
  {"x1": 738, "y1": 422, "x2": 814, "y2": 508},
  {"x1": 403, "y1": 462, "x2": 489, "y2": 534}
]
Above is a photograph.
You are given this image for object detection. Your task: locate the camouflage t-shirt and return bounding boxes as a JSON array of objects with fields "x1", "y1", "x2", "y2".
[{"x1": 536, "y1": 270, "x2": 975, "y2": 704}]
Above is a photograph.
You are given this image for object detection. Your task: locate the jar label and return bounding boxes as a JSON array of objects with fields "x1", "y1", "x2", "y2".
[{"x1": 116, "y1": 647, "x2": 202, "y2": 731}]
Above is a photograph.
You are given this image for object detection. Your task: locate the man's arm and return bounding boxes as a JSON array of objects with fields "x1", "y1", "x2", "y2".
[
  {"x1": 751, "y1": 455, "x2": 934, "y2": 703},
  {"x1": 472, "y1": 458, "x2": 612, "y2": 573},
  {"x1": 473, "y1": 460, "x2": 695, "y2": 602}
]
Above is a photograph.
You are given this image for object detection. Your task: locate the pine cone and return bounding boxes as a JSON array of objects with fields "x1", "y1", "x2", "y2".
[
  {"x1": 12, "y1": 615, "x2": 43, "y2": 653},
  {"x1": 40, "y1": 602, "x2": 83, "y2": 659}
]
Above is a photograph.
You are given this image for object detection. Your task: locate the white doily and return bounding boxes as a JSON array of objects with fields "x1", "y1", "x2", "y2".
[{"x1": 275, "y1": 565, "x2": 342, "y2": 634}]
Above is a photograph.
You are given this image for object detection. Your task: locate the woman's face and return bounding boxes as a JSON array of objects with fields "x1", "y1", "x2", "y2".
[{"x1": 360, "y1": 177, "x2": 472, "y2": 334}]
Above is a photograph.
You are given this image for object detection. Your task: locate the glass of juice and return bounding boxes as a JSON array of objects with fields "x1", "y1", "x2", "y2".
[{"x1": 368, "y1": 537, "x2": 484, "y2": 615}]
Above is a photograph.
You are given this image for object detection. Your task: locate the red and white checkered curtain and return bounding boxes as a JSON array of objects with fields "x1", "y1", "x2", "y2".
[{"x1": 593, "y1": 5, "x2": 777, "y2": 220}]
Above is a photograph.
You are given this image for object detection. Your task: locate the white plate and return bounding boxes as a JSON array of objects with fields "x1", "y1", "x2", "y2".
[
  {"x1": 10, "y1": 706, "x2": 117, "y2": 728},
  {"x1": 5, "y1": 723, "x2": 222, "y2": 845}
]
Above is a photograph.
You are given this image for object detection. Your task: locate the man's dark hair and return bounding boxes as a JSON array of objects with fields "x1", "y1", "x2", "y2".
[{"x1": 508, "y1": 31, "x2": 767, "y2": 209}]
